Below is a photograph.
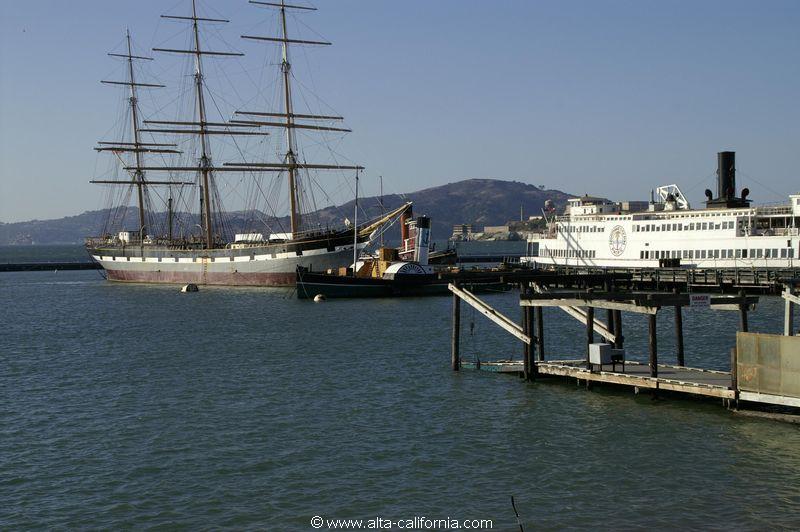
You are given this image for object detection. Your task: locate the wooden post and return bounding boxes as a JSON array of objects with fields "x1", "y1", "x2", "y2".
[
  {"x1": 785, "y1": 287, "x2": 795, "y2": 336},
  {"x1": 739, "y1": 290, "x2": 749, "y2": 333},
  {"x1": 523, "y1": 307, "x2": 534, "y2": 380},
  {"x1": 674, "y1": 288, "x2": 685, "y2": 366},
  {"x1": 613, "y1": 309, "x2": 623, "y2": 349},
  {"x1": 451, "y1": 284, "x2": 461, "y2": 371},
  {"x1": 586, "y1": 306, "x2": 595, "y2": 367},
  {"x1": 606, "y1": 308, "x2": 615, "y2": 344},
  {"x1": 648, "y1": 312, "x2": 658, "y2": 378},
  {"x1": 535, "y1": 306, "x2": 545, "y2": 361},
  {"x1": 521, "y1": 283, "x2": 531, "y2": 380}
]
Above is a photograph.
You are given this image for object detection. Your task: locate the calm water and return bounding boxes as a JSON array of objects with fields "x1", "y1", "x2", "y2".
[{"x1": 2, "y1": 247, "x2": 799, "y2": 530}]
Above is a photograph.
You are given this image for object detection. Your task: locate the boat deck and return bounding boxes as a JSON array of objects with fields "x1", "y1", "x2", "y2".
[{"x1": 462, "y1": 359, "x2": 735, "y2": 400}]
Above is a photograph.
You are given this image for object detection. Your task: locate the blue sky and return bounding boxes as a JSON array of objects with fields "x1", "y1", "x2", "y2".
[{"x1": 1, "y1": 0, "x2": 799, "y2": 222}]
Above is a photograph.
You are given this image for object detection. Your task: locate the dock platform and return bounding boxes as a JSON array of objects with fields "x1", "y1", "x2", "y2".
[{"x1": 462, "y1": 359, "x2": 735, "y2": 400}]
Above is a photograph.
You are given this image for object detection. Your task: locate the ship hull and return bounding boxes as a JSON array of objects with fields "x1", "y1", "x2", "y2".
[{"x1": 88, "y1": 234, "x2": 366, "y2": 287}]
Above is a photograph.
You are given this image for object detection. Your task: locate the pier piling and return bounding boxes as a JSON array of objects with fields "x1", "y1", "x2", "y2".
[
  {"x1": 674, "y1": 288, "x2": 685, "y2": 366},
  {"x1": 535, "y1": 307, "x2": 545, "y2": 361},
  {"x1": 451, "y1": 283, "x2": 461, "y2": 371},
  {"x1": 648, "y1": 313, "x2": 658, "y2": 378},
  {"x1": 739, "y1": 290, "x2": 749, "y2": 333},
  {"x1": 586, "y1": 306, "x2": 595, "y2": 366},
  {"x1": 613, "y1": 309, "x2": 623, "y2": 349}
]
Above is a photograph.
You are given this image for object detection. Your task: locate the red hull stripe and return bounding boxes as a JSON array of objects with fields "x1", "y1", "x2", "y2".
[{"x1": 106, "y1": 269, "x2": 296, "y2": 286}]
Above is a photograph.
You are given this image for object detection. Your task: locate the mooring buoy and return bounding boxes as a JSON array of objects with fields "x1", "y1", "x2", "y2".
[
  {"x1": 313, "y1": 293, "x2": 326, "y2": 302},
  {"x1": 181, "y1": 283, "x2": 199, "y2": 293}
]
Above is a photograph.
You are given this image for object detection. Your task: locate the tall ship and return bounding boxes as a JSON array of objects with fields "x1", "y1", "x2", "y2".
[
  {"x1": 523, "y1": 152, "x2": 800, "y2": 269},
  {"x1": 86, "y1": 1, "x2": 405, "y2": 286}
]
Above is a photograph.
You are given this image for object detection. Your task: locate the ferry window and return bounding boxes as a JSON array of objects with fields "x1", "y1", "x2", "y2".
[
  {"x1": 756, "y1": 249, "x2": 763, "y2": 258},
  {"x1": 678, "y1": 224, "x2": 683, "y2": 231},
  {"x1": 688, "y1": 250, "x2": 694, "y2": 259},
  {"x1": 700, "y1": 250, "x2": 706, "y2": 259},
  {"x1": 773, "y1": 248, "x2": 779, "y2": 257},
  {"x1": 765, "y1": 249, "x2": 771, "y2": 259},
  {"x1": 689, "y1": 223, "x2": 695, "y2": 230},
  {"x1": 742, "y1": 249, "x2": 748, "y2": 258},
  {"x1": 713, "y1": 250, "x2": 719, "y2": 258},
  {"x1": 781, "y1": 249, "x2": 787, "y2": 258},
  {"x1": 701, "y1": 223, "x2": 707, "y2": 230},
  {"x1": 640, "y1": 251, "x2": 644, "y2": 259},
  {"x1": 790, "y1": 249, "x2": 795, "y2": 258}
]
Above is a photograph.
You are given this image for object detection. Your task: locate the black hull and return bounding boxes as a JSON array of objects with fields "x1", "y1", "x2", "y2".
[{"x1": 296, "y1": 271, "x2": 509, "y2": 299}]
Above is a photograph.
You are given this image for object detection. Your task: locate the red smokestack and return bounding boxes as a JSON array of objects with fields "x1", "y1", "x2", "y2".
[{"x1": 400, "y1": 205, "x2": 412, "y2": 244}]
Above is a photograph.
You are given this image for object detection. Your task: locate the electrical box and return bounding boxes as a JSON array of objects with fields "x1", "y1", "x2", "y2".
[{"x1": 589, "y1": 343, "x2": 613, "y2": 365}]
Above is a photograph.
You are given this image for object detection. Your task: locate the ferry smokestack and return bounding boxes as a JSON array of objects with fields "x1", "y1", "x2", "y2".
[
  {"x1": 707, "y1": 151, "x2": 749, "y2": 209},
  {"x1": 717, "y1": 151, "x2": 736, "y2": 200}
]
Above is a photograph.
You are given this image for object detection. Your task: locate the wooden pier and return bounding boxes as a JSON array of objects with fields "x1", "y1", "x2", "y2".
[
  {"x1": 448, "y1": 279, "x2": 800, "y2": 413},
  {"x1": 463, "y1": 359, "x2": 735, "y2": 400}
]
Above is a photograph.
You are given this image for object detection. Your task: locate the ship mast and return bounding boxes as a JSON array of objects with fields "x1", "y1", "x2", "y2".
[
  {"x1": 144, "y1": 1, "x2": 275, "y2": 249},
  {"x1": 191, "y1": 0, "x2": 214, "y2": 249},
  {"x1": 94, "y1": 33, "x2": 188, "y2": 238},
  {"x1": 279, "y1": 1, "x2": 300, "y2": 236},
  {"x1": 94, "y1": 5, "x2": 277, "y2": 244},
  {"x1": 234, "y1": 0, "x2": 365, "y2": 240},
  {"x1": 125, "y1": 30, "x2": 147, "y2": 241}
]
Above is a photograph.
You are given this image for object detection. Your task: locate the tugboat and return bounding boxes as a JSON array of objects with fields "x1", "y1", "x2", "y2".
[{"x1": 296, "y1": 214, "x2": 509, "y2": 299}]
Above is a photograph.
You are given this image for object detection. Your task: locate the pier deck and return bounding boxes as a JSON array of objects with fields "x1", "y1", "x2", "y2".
[{"x1": 462, "y1": 359, "x2": 735, "y2": 400}]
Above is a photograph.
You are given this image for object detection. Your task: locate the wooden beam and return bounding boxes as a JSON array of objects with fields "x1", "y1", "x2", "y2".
[
  {"x1": 235, "y1": 111, "x2": 343, "y2": 121},
  {"x1": 153, "y1": 48, "x2": 244, "y2": 56},
  {"x1": 229, "y1": 119, "x2": 351, "y2": 132},
  {"x1": 249, "y1": 1, "x2": 318, "y2": 11},
  {"x1": 530, "y1": 285, "x2": 619, "y2": 340},
  {"x1": 448, "y1": 283, "x2": 531, "y2": 344},
  {"x1": 241, "y1": 35, "x2": 331, "y2": 46},
  {"x1": 521, "y1": 298, "x2": 658, "y2": 315},
  {"x1": 783, "y1": 289, "x2": 800, "y2": 306},
  {"x1": 161, "y1": 15, "x2": 230, "y2": 22}
]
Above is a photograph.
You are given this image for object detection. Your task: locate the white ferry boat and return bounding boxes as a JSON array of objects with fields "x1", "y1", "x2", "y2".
[{"x1": 523, "y1": 152, "x2": 800, "y2": 269}]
